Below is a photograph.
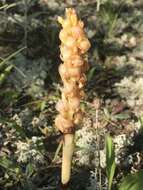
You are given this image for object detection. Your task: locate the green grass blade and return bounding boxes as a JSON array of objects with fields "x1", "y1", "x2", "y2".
[
  {"x1": 106, "y1": 135, "x2": 116, "y2": 190},
  {"x1": 119, "y1": 171, "x2": 143, "y2": 190}
]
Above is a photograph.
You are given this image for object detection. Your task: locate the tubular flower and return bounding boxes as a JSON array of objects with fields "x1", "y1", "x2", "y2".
[
  {"x1": 55, "y1": 8, "x2": 90, "y2": 133},
  {"x1": 55, "y1": 8, "x2": 90, "y2": 185}
]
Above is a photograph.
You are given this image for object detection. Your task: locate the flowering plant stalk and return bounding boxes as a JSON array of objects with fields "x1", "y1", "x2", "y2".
[{"x1": 55, "y1": 8, "x2": 90, "y2": 185}]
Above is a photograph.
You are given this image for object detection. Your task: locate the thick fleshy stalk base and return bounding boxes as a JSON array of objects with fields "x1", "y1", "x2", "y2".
[{"x1": 61, "y1": 134, "x2": 74, "y2": 185}]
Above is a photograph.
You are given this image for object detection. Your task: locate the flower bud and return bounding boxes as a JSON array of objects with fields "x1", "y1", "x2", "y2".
[
  {"x1": 71, "y1": 26, "x2": 83, "y2": 38},
  {"x1": 78, "y1": 38, "x2": 91, "y2": 53},
  {"x1": 69, "y1": 97, "x2": 80, "y2": 110}
]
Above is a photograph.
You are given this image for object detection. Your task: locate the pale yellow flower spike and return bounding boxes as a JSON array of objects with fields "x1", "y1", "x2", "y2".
[{"x1": 55, "y1": 8, "x2": 90, "y2": 185}]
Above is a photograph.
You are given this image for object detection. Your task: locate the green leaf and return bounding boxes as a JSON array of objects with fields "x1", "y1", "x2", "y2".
[
  {"x1": 106, "y1": 135, "x2": 116, "y2": 190},
  {"x1": 0, "y1": 65, "x2": 13, "y2": 86},
  {"x1": 0, "y1": 157, "x2": 13, "y2": 169},
  {"x1": 113, "y1": 113, "x2": 130, "y2": 120},
  {"x1": 0, "y1": 47, "x2": 26, "y2": 69},
  {"x1": 104, "y1": 108, "x2": 111, "y2": 119},
  {"x1": 40, "y1": 100, "x2": 46, "y2": 111},
  {"x1": 7, "y1": 122, "x2": 26, "y2": 139},
  {"x1": 119, "y1": 171, "x2": 143, "y2": 190},
  {"x1": 0, "y1": 157, "x2": 21, "y2": 173},
  {"x1": 25, "y1": 163, "x2": 34, "y2": 178},
  {"x1": 87, "y1": 67, "x2": 96, "y2": 81}
]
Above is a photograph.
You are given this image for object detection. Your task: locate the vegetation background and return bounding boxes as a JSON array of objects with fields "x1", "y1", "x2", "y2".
[{"x1": 0, "y1": 0, "x2": 143, "y2": 190}]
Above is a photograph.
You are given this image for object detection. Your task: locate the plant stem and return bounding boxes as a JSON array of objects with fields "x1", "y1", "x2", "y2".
[
  {"x1": 52, "y1": 140, "x2": 63, "y2": 163},
  {"x1": 61, "y1": 134, "x2": 74, "y2": 185}
]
